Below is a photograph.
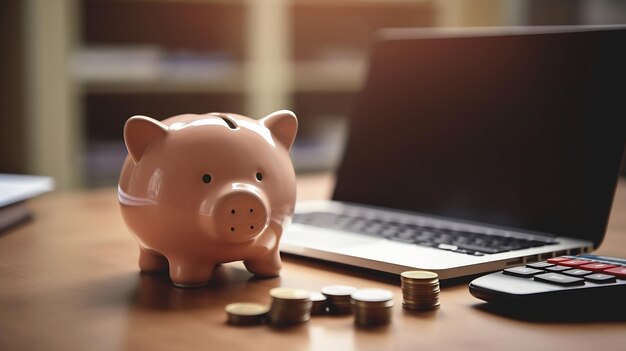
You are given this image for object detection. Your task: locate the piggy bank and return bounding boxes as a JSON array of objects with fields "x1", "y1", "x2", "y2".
[{"x1": 118, "y1": 110, "x2": 297, "y2": 287}]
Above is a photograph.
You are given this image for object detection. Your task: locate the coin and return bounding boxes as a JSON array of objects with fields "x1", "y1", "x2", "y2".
[
  {"x1": 401, "y1": 271, "x2": 438, "y2": 280},
  {"x1": 225, "y1": 302, "x2": 269, "y2": 326},
  {"x1": 270, "y1": 287, "x2": 311, "y2": 301},
  {"x1": 401, "y1": 270, "x2": 441, "y2": 312},
  {"x1": 321, "y1": 285, "x2": 358, "y2": 296},
  {"x1": 321, "y1": 285, "x2": 357, "y2": 315},
  {"x1": 268, "y1": 287, "x2": 312, "y2": 327},
  {"x1": 351, "y1": 288, "x2": 394, "y2": 307},
  {"x1": 351, "y1": 288, "x2": 394, "y2": 302},
  {"x1": 310, "y1": 291, "x2": 328, "y2": 315},
  {"x1": 350, "y1": 288, "x2": 394, "y2": 327}
]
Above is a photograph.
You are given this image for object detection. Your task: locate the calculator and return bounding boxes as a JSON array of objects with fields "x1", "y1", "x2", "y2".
[{"x1": 469, "y1": 254, "x2": 626, "y2": 307}]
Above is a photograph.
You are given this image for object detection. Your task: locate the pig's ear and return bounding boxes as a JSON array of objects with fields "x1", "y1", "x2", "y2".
[
  {"x1": 124, "y1": 115, "x2": 169, "y2": 164},
  {"x1": 261, "y1": 110, "x2": 298, "y2": 150}
]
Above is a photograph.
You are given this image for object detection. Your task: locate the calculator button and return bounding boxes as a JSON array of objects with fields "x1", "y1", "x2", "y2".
[
  {"x1": 562, "y1": 269, "x2": 593, "y2": 277},
  {"x1": 545, "y1": 265, "x2": 571, "y2": 272},
  {"x1": 534, "y1": 273, "x2": 585, "y2": 286},
  {"x1": 578, "y1": 263, "x2": 616, "y2": 272},
  {"x1": 526, "y1": 261, "x2": 555, "y2": 269},
  {"x1": 559, "y1": 259, "x2": 592, "y2": 267},
  {"x1": 603, "y1": 266, "x2": 626, "y2": 279},
  {"x1": 547, "y1": 257, "x2": 570, "y2": 264},
  {"x1": 584, "y1": 273, "x2": 616, "y2": 284},
  {"x1": 503, "y1": 266, "x2": 545, "y2": 278}
]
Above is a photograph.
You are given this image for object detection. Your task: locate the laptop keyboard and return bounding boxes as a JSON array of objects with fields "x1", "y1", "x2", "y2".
[{"x1": 293, "y1": 211, "x2": 557, "y2": 256}]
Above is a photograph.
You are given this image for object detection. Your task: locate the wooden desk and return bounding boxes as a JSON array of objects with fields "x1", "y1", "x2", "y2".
[{"x1": 1, "y1": 173, "x2": 625, "y2": 351}]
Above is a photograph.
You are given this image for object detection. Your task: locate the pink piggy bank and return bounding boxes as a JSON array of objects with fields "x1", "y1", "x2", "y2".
[{"x1": 118, "y1": 110, "x2": 297, "y2": 287}]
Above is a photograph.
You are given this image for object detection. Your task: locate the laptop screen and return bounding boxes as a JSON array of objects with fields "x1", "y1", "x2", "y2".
[{"x1": 333, "y1": 27, "x2": 625, "y2": 246}]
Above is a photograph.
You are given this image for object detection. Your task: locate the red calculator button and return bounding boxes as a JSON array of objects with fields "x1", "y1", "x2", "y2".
[
  {"x1": 603, "y1": 266, "x2": 626, "y2": 279},
  {"x1": 559, "y1": 259, "x2": 591, "y2": 267},
  {"x1": 547, "y1": 257, "x2": 570, "y2": 264},
  {"x1": 578, "y1": 263, "x2": 616, "y2": 272}
]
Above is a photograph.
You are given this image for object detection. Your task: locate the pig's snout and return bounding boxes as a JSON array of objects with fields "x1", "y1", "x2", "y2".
[{"x1": 213, "y1": 187, "x2": 269, "y2": 242}]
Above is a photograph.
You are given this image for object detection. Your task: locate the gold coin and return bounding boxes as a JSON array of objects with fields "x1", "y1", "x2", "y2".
[
  {"x1": 401, "y1": 271, "x2": 439, "y2": 280},
  {"x1": 403, "y1": 301, "x2": 440, "y2": 311},
  {"x1": 310, "y1": 291, "x2": 327, "y2": 302},
  {"x1": 225, "y1": 303, "x2": 269, "y2": 326},
  {"x1": 225, "y1": 302, "x2": 269, "y2": 316},
  {"x1": 350, "y1": 288, "x2": 394, "y2": 303},
  {"x1": 310, "y1": 292, "x2": 328, "y2": 315},
  {"x1": 321, "y1": 285, "x2": 357, "y2": 297},
  {"x1": 269, "y1": 287, "x2": 311, "y2": 300}
]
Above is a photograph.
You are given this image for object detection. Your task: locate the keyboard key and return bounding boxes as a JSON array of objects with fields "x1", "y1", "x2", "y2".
[
  {"x1": 545, "y1": 265, "x2": 571, "y2": 272},
  {"x1": 559, "y1": 259, "x2": 592, "y2": 267},
  {"x1": 534, "y1": 273, "x2": 585, "y2": 286},
  {"x1": 562, "y1": 269, "x2": 593, "y2": 277},
  {"x1": 503, "y1": 266, "x2": 545, "y2": 278},
  {"x1": 603, "y1": 266, "x2": 626, "y2": 279},
  {"x1": 526, "y1": 261, "x2": 555, "y2": 269},
  {"x1": 578, "y1": 263, "x2": 617, "y2": 272},
  {"x1": 547, "y1": 257, "x2": 570, "y2": 264},
  {"x1": 584, "y1": 273, "x2": 616, "y2": 284}
]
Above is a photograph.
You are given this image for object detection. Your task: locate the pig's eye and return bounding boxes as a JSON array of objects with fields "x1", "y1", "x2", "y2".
[
  {"x1": 255, "y1": 172, "x2": 263, "y2": 181},
  {"x1": 202, "y1": 174, "x2": 212, "y2": 184}
]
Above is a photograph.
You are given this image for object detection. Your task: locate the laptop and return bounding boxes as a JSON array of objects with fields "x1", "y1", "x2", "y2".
[{"x1": 281, "y1": 26, "x2": 626, "y2": 280}]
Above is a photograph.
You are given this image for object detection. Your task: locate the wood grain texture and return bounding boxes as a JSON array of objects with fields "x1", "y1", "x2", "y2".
[{"x1": 1, "y1": 174, "x2": 625, "y2": 351}]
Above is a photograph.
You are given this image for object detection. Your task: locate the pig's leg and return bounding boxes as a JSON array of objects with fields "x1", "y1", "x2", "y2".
[
  {"x1": 138, "y1": 249, "x2": 168, "y2": 273},
  {"x1": 168, "y1": 260, "x2": 214, "y2": 288},
  {"x1": 244, "y1": 250, "x2": 281, "y2": 278}
]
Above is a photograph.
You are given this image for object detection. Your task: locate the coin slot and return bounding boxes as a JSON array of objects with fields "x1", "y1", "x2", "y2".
[
  {"x1": 250, "y1": 226, "x2": 254, "y2": 230},
  {"x1": 230, "y1": 227, "x2": 235, "y2": 232},
  {"x1": 217, "y1": 115, "x2": 237, "y2": 129},
  {"x1": 249, "y1": 209, "x2": 254, "y2": 213},
  {"x1": 231, "y1": 209, "x2": 235, "y2": 214}
]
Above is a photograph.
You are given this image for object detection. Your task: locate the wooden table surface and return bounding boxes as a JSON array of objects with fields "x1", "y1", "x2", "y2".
[{"x1": 1, "y1": 173, "x2": 625, "y2": 351}]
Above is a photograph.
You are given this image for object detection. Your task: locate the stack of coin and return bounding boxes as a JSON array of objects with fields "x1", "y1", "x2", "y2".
[
  {"x1": 225, "y1": 303, "x2": 269, "y2": 326},
  {"x1": 350, "y1": 288, "x2": 394, "y2": 327},
  {"x1": 309, "y1": 291, "x2": 328, "y2": 315},
  {"x1": 321, "y1": 285, "x2": 357, "y2": 315},
  {"x1": 400, "y1": 271, "x2": 440, "y2": 311},
  {"x1": 268, "y1": 287, "x2": 312, "y2": 327}
]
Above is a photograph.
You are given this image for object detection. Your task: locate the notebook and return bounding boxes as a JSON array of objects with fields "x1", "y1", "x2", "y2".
[
  {"x1": 0, "y1": 174, "x2": 54, "y2": 232},
  {"x1": 280, "y1": 25, "x2": 626, "y2": 280}
]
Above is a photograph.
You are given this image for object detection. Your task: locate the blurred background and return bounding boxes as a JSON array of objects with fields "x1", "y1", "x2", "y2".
[{"x1": 1, "y1": 0, "x2": 625, "y2": 190}]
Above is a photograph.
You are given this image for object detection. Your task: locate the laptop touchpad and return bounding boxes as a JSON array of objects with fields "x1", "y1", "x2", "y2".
[{"x1": 283, "y1": 225, "x2": 384, "y2": 250}]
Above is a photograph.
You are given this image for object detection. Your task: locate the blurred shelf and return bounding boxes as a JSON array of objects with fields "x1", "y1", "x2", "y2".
[
  {"x1": 79, "y1": 74, "x2": 244, "y2": 94},
  {"x1": 78, "y1": 59, "x2": 368, "y2": 95},
  {"x1": 290, "y1": 0, "x2": 433, "y2": 6},
  {"x1": 292, "y1": 60, "x2": 367, "y2": 92},
  {"x1": 30, "y1": 0, "x2": 436, "y2": 188},
  {"x1": 83, "y1": 141, "x2": 127, "y2": 188},
  {"x1": 72, "y1": 47, "x2": 244, "y2": 94},
  {"x1": 290, "y1": 0, "x2": 435, "y2": 61}
]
